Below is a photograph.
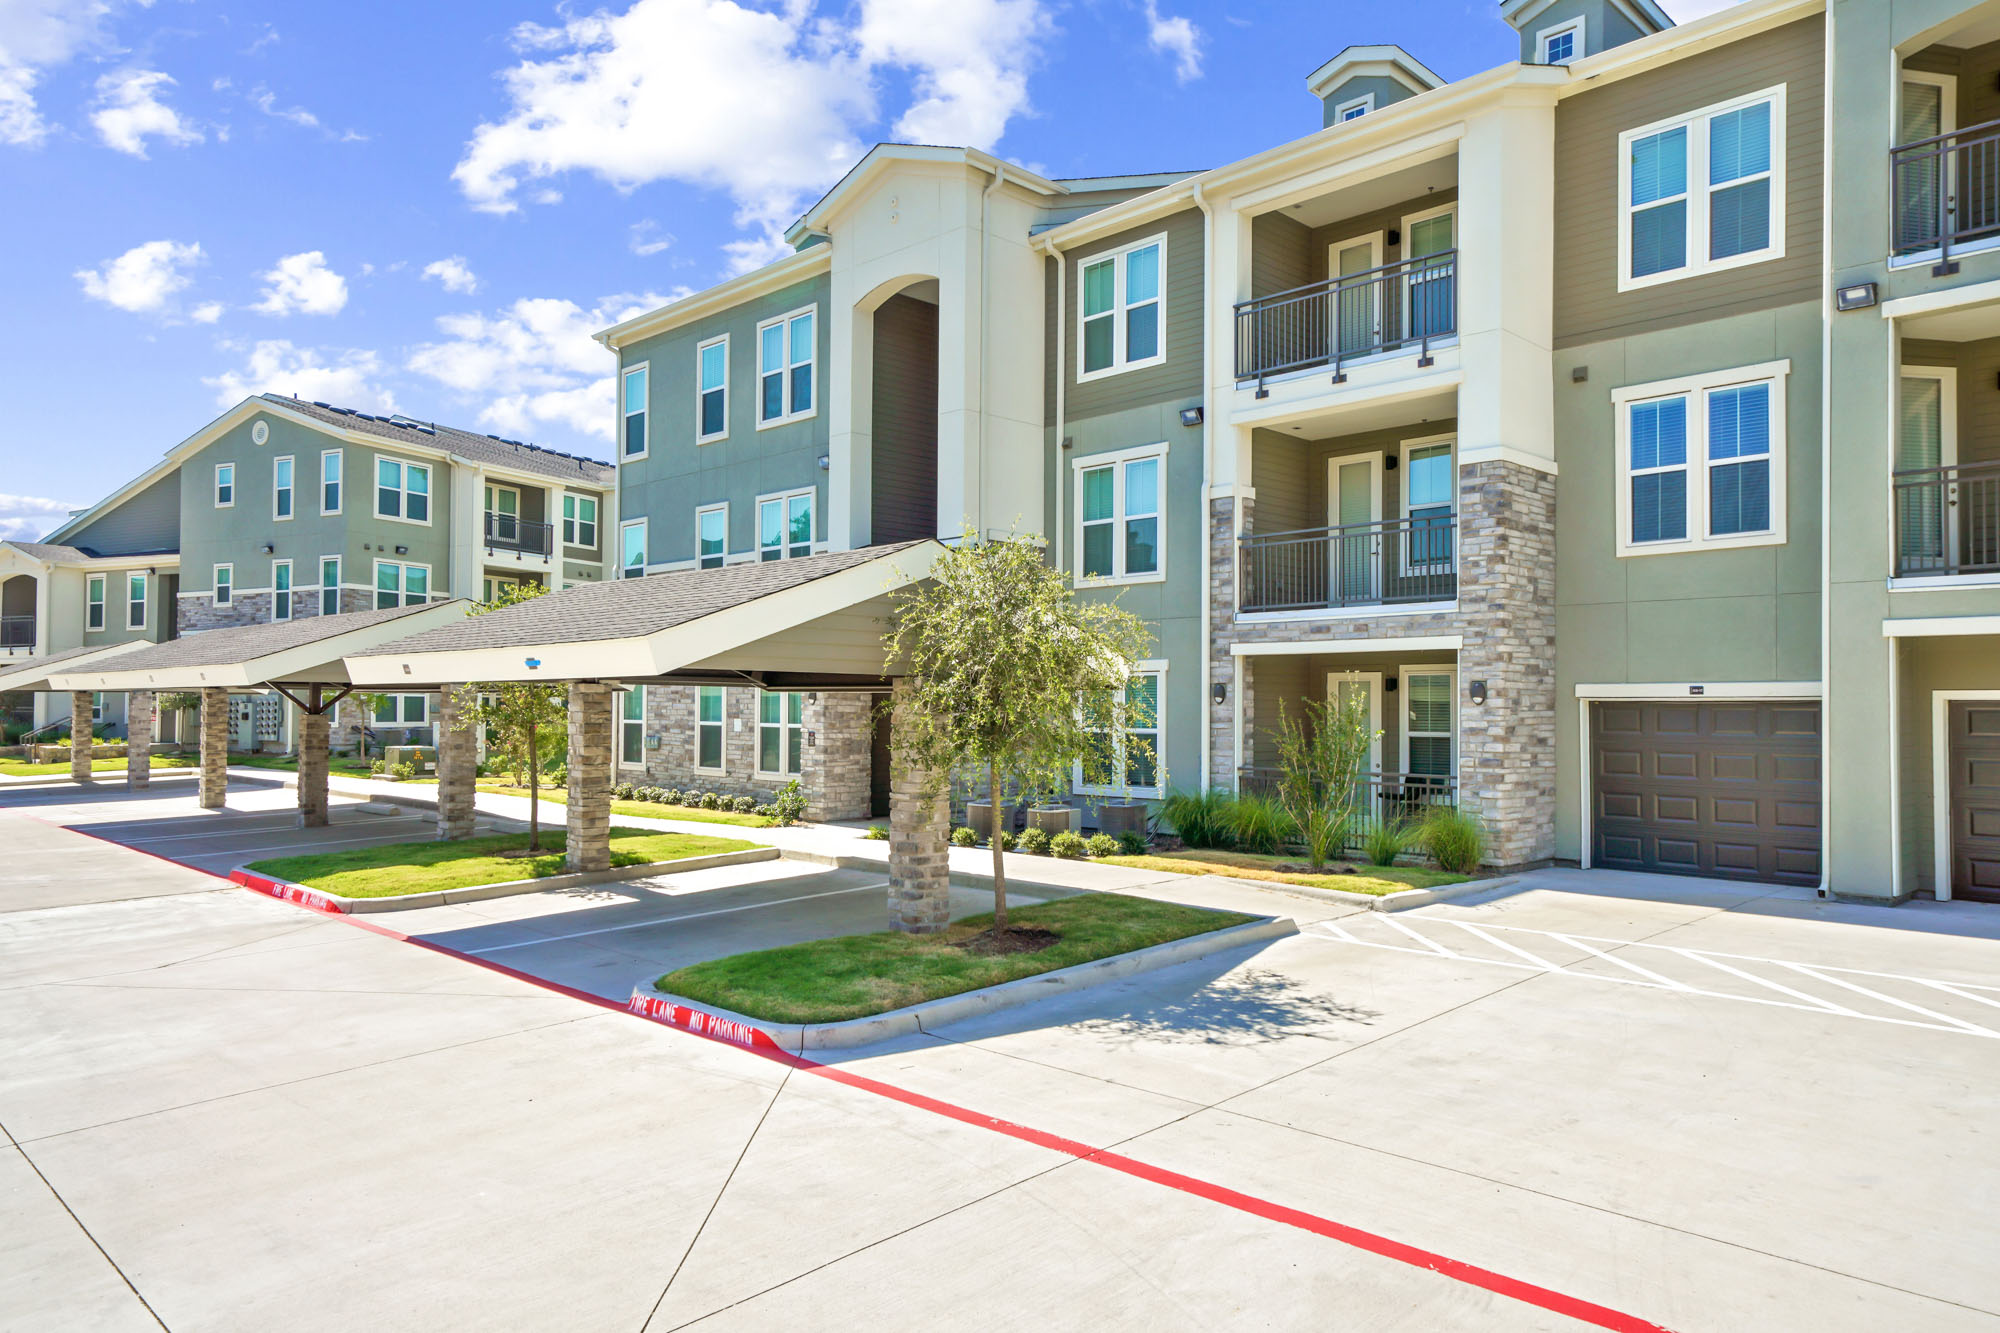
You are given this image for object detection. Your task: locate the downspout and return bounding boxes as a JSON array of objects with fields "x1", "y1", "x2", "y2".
[
  {"x1": 1816, "y1": 8, "x2": 1835, "y2": 898},
  {"x1": 1040, "y1": 232, "x2": 1068, "y2": 576},
  {"x1": 980, "y1": 163, "x2": 1008, "y2": 541},
  {"x1": 1193, "y1": 179, "x2": 1215, "y2": 791}
]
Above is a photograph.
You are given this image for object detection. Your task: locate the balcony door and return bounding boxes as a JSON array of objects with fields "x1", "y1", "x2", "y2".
[
  {"x1": 1326, "y1": 671, "x2": 1383, "y2": 772},
  {"x1": 1328, "y1": 234, "x2": 1382, "y2": 360},
  {"x1": 1897, "y1": 368, "x2": 1956, "y2": 573},
  {"x1": 1896, "y1": 72, "x2": 1955, "y2": 253},
  {"x1": 1327, "y1": 452, "x2": 1383, "y2": 605},
  {"x1": 485, "y1": 484, "x2": 519, "y2": 544}
]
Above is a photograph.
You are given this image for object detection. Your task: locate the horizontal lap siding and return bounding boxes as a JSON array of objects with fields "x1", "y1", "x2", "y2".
[
  {"x1": 63, "y1": 472, "x2": 180, "y2": 556},
  {"x1": 870, "y1": 295, "x2": 940, "y2": 544},
  {"x1": 1062, "y1": 207, "x2": 1206, "y2": 422},
  {"x1": 1552, "y1": 15, "x2": 1824, "y2": 350},
  {"x1": 1900, "y1": 335, "x2": 2000, "y2": 465},
  {"x1": 1252, "y1": 213, "x2": 1311, "y2": 299}
]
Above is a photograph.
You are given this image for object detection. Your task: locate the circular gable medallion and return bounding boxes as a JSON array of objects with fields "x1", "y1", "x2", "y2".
[{"x1": 251, "y1": 421, "x2": 270, "y2": 446}]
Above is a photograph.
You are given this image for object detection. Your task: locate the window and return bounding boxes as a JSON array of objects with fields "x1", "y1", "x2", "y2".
[
  {"x1": 126, "y1": 572, "x2": 147, "y2": 631},
  {"x1": 214, "y1": 564, "x2": 233, "y2": 608},
  {"x1": 1334, "y1": 94, "x2": 1374, "y2": 122},
  {"x1": 1620, "y1": 86, "x2": 1784, "y2": 289},
  {"x1": 273, "y1": 456, "x2": 294, "y2": 520},
  {"x1": 1613, "y1": 360, "x2": 1789, "y2": 556},
  {"x1": 622, "y1": 363, "x2": 649, "y2": 458},
  {"x1": 272, "y1": 560, "x2": 293, "y2": 621},
  {"x1": 698, "y1": 336, "x2": 729, "y2": 442},
  {"x1": 373, "y1": 694, "x2": 428, "y2": 725},
  {"x1": 620, "y1": 518, "x2": 647, "y2": 578},
  {"x1": 1537, "y1": 17, "x2": 1583, "y2": 64},
  {"x1": 561, "y1": 494, "x2": 598, "y2": 547},
  {"x1": 1079, "y1": 235, "x2": 1164, "y2": 380},
  {"x1": 320, "y1": 557, "x2": 340, "y2": 617},
  {"x1": 376, "y1": 457, "x2": 431, "y2": 522},
  {"x1": 1075, "y1": 444, "x2": 1165, "y2": 583},
  {"x1": 91, "y1": 692, "x2": 105, "y2": 723},
  {"x1": 214, "y1": 462, "x2": 235, "y2": 508},
  {"x1": 756, "y1": 308, "x2": 816, "y2": 426},
  {"x1": 697, "y1": 686, "x2": 725, "y2": 770},
  {"x1": 1401, "y1": 436, "x2": 1455, "y2": 572},
  {"x1": 619, "y1": 686, "x2": 646, "y2": 767},
  {"x1": 1077, "y1": 664, "x2": 1164, "y2": 796},
  {"x1": 697, "y1": 504, "x2": 728, "y2": 569},
  {"x1": 757, "y1": 490, "x2": 813, "y2": 561},
  {"x1": 758, "y1": 691, "x2": 803, "y2": 775},
  {"x1": 1401, "y1": 668, "x2": 1456, "y2": 779},
  {"x1": 86, "y1": 574, "x2": 105, "y2": 631},
  {"x1": 321, "y1": 449, "x2": 343, "y2": 514},
  {"x1": 374, "y1": 560, "x2": 430, "y2": 608}
]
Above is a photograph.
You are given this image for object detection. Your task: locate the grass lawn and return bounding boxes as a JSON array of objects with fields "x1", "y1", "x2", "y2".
[
  {"x1": 656, "y1": 893, "x2": 1258, "y2": 1024},
  {"x1": 1097, "y1": 849, "x2": 1469, "y2": 897},
  {"x1": 405, "y1": 778, "x2": 771, "y2": 827},
  {"x1": 228, "y1": 752, "x2": 377, "y2": 777},
  {"x1": 246, "y1": 827, "x2": 755, "y2": 899},
  {"x1": 0, "y1": 754, "x2": 188, "y2": 777}
]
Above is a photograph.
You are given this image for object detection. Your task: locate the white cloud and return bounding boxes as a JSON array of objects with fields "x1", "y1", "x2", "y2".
[
  {"x1": 1142, "y1": 2, "x2": 1202, "y2": 83},
  {"x1": 205, "y1": 340, "x2": 395, "y2": 412},
  {"x1": 190, "y1": 300, "x2": 223, "y2": 323},
  {"x1": 407, "y1": 290, "x2": 682, "y2": 441},
  {"x1": 0, "y1": 492, "x2": 80, "y2": 542},
  {"x1": 853, "y1": 0, "x2": 1047, "y2": 147},
  {"x1": 253, "y1": 250, "x2": 348, "y2": 316},
  {"x1": 0, "y1": 0, "x2": 126, "y2": 147},
  {"x1": 421, "y1": 255, "x2": 479, "y2": 294},
  {"x1": 90, "y1": 68, "x2": 203, "y2": 157},
  {"x1": 251, "y1": 85, "x2": 318, "y2": 129},
  {"x1": 628, "y1": 220, "x2": 672, "y2": 256},
  {"x1": 74, "y1": 238, "x2": 203, "y2": 314}
]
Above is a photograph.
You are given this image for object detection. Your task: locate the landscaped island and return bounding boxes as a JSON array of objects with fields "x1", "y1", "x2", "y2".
[{"x1": 247, "y1": 828, "x2": 755, "y2": 899}]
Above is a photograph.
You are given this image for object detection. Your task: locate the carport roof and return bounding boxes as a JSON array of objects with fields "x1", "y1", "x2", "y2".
[{"x1": 0, "y1": 641, "x2": 152, "y2": 693}]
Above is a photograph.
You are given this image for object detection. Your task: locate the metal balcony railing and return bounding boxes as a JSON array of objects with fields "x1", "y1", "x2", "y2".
[
  {"x1": 484, "y1": 513, "x2": 554, "y2": 557},
  {"x1": 1234, "y1": 249, "x2": 1457, "y2": 392},
  {"x1": 1236, "y1": 768, "x2": 1457, "y2": 849},
  {"x1": 1893, "y1": 458, "x2": 2000, "y2": 578},
  {"x1": 1239, "y1": 515, "x2": 1456, "y2": 613},
  {"x1": 1892, "y1": 117, "x2": 2000, "y2": 271},
  {"x1": 0, "y1": 616, "x2": 32, "y2": 652}
]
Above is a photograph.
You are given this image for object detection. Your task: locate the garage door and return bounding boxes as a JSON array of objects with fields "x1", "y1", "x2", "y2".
[
  {"x1": 1948, "y1": 701, "x2": 2000, "y2": 903},
  {"x1": 1590, "y1": 701, "x2": 1821, "y2": 886}
]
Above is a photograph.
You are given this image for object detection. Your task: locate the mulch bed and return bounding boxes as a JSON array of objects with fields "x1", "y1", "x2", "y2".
[
  {"x1": 1272, "y1": 862, "x2": 1363, "y2": 875},
  {"x1": 954, "y1": 926, "x2": 1061, "y2": 956}
]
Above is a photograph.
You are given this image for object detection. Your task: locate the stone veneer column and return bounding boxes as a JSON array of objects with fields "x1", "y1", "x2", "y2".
[
  {"x1": 433, "y1": 686, "x2": 476, "y2": 841},
  {"x1": 1454, "y1": 460, "x2": 1558, "y2": 870},
  {"x1": 296, "y1": 709, "x2": 330, "y2": 827},
  {"x1": 125, "y1": 690, "x2": 153, "y2": 790},
  {"x1": 886, "y1": 678, "x2": 950, "y2": 934},
  {"x1": 199, "y1": 687, "x2": 229, "y2": 809},
  {"x1": 68, "y1": 691, "x2": 93, "y2": 782},
  {"x1": 1208, "y1": 494, "x2": 1250, "y2": 788},
  {"x1": 565, "y1": 682, "x2": 613, "y2": 873},
  {"x1": 802, "y1": 691, "x2": 874, "y2": 821}
]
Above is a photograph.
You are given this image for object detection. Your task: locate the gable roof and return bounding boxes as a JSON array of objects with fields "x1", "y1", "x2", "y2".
[{"x1": 1305, "y1": 45, "x2": 1448, "y2": 101}]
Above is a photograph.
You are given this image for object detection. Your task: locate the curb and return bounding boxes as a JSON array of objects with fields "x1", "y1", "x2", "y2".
[
  {"x1": 0, "y1": 767, "x2": 201, "y2": 790},
  {"x1": 1184, "y1": 871, "x2": 1519, "y2": 913},
  {"x1": 782, "y1": 847, "x2": 1088, "y2": 899},
  {"x1": 229, "y1": 846, "x2": 783, "y2": 914},
  {"x1": 627, "y1": 912, "x2": 1298, "y2": 1052}
]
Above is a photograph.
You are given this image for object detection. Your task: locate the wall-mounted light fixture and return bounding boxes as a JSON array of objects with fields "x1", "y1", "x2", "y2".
[
  {"x1": 394, "y1": 545, "x2": 408, "y2": 556},
  {"x1": 1834, "y1": 282, "x2": 1878, "y2": 312},
  {"x1": 817, "y1": 455, "x2": 830, "y2": 470},
  {"x1": 1384, "y1": 677, "x2": 1397, "y2": 693},
  {"x1": 261, "y1": 543, "x2": 274, "y2": 554},
  {"x1": 1469, "y1": 680, "x2": 1489, "y2": 705},
  {"x1": 1179, "y1": 405, "x2": 1205, "y2": 428},
  {"x1": 1571, "y1": 365, "x2": 1589, "y2": 383},
  {"x1": 1211, "y1": 682, "x2": 1226, "y2": 705}
]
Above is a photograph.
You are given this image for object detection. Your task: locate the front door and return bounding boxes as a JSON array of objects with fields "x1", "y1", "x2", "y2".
[
  {"x1": 1327, "y1": 671, "x2": 1383, "y2": 772},
  {"x1": 1327, "y1": 453, "x2": 1382, "y2": 606},
  {"x1": 1948, "y1": 700, "x2": 2000, "y2": 902}
]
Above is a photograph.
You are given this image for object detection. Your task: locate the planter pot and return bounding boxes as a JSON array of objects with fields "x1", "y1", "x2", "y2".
[
  {"x1": 1093, "y1": 801, "x2": 1149, "y2": 838},
  {"x1": 965, "y1": 800, "x2": 1012, "y2": 841},
  {"x1": 1028, "y1": 804, "x2": 1082, "y2": 836}
]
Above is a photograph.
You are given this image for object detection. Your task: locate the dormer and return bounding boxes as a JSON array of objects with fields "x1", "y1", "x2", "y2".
[
  {"x1": 1306, "y1": 45, "x2": 1445, "y2": 129},
  {"x1": 1499, "y1": 0, "x2": 1673, "y2": 67}
]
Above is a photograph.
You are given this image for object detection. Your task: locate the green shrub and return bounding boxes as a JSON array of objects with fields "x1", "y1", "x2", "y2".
[
  {"x1": 700, "y1": 792, "x2": 722, "y2": 810},
  {"x1": 1227, "y1": 792, "x2": 1296, "y2": 855},
  {"x1": 369, "y1": 758, "x2": 386, "y2": 775},
  {"x1": 1018, "y1": 827, "x2": 1052, "y2": 855},
  {"x1": 1362, "y1": 819, "x2": 1420, "y2": 867},
  {"x1": 865, "y1": 824, "x2": 890, "y2": 840},
  {"x1": 730, "y1": 794, "x2": 756, "y2": 813},
  {"x1": 771, "y1": 779, "x2": 809, "y2": 826},
  {"x1": 951, "y1": 826, "x2": 978, "y2": 847},
  {"x1": 1051, "y1": 830, "x2": 1087, "y2": 859},
  {"x1": 1160, "y1": 787, "x2": 1237, "y2": 849},
  {"x1": 611, "y1": 782, "x2": 632, "y2": 800},
  {"x1": 546, "y1": 764, "x2": 567, "y2": 787},
  {"x1": 1117, "y1": 830, "x2": 1148, "y2": 856},
  {"x1": 1419, "y1": 806, "x2": 1486, "y2": 875},
  {"x1": 391, "y1": 762, "x2": 416, "y2": 781},
  {"x1": 754, "y1": 804, "x2": 776, "y2": 819},
  {"x1": 994, "y1": 830, "x2": 1018, "y2": 852},
  {"x1": 1085, "y1": 832, "x2": 1120, "y2": 858}
]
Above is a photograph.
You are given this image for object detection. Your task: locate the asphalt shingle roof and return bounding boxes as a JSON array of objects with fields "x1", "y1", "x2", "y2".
[
  {"x1": 0, "y1": 643, "x2": 132, "y2": 689},
  {"x1": 261, "y1": 395, "x2": 614, "y2": 486},
  {"x1": 86, "y1": 600, "x2": 461, "y2": 673},
  {"x1": 5, "y1": 542, "x2": 93, "y2": 562},
  {"x1": 370, "y1": 543, "x2": 928, "y2": 656}
]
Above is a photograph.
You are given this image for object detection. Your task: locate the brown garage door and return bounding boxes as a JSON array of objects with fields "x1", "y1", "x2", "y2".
[
  {"x1": 1948, "y1": 701, "x2": 2000, "y2": 903},
  {"x1": 1590, "y1": 701, "x2": 1821, "y2": 886}
]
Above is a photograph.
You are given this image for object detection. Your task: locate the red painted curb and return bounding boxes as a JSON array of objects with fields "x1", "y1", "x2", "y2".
[
  {"x1": 229, "y1": 869, "x2": 349, "y2": 916},
  {"x1": 627, "y1": 993, "x2": 783, "y2": 1050}
]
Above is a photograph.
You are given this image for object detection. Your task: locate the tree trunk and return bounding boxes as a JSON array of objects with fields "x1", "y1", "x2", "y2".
[
  {"x1": 989, "y1": 759, "x2": 1008, "y2": 930},
  {"x1": 527, "y1": 720, "x2": 541, "y2": 852}
]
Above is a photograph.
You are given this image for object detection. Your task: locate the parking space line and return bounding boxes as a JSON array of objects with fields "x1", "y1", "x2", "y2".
[
  {"x1": 463, "y1": 883, "x2": 891, "y2": 954},
  {"x1": 1446, "y1": 920, "x2": 1562, "y2": 971},
  {"x1": 1773, "y1": 961, "x2": 1995, "y2": 1036}
]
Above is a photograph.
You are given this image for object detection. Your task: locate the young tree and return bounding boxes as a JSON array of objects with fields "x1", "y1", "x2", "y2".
[
  {"x1": 1271, "y1": 690, "x2": 1378, "y2": 871},
  {"x1": 883, "y1": 535, "x2": 1152, "y2": 931},
  {"x1": 446, "y1": 583, "x2": 567, "y2": 850}
]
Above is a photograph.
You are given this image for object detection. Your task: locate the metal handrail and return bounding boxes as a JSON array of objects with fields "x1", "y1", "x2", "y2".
[
  {"x1": 1235, "y1": 768, "x2": 1457, "y2": 850},
  {"x1": 1891, "y1": 117, "x2": 2000, "y2": 271},
  {"x1": 1239, "y1": 514, "x2": 1457, "y2": 613},
  {"x1": 1892, "y1": 457, "x2": 2000, "y2": 577},
  {"x1": 1233, "y1": 249, "x2": 1457, "y2": 393},
  {"x1": 484, "y1": 514, "x2": 554, "y2": 557},
  {"x1": 0, "y1": 615, "x2": 32, "y2": 650}
]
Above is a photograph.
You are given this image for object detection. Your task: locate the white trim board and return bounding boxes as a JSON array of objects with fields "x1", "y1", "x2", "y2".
[
  {"x1": 1573, "y1": 681, "x2": 1822, "y2": 699},
  {"x1": 1931, "y1": 690, "x2": 2000, "y2": 904},
  {"x1": 1230, "y1": 634, "x2": 1461, "y2": 656},
  {"x1": 1883, "y1": 616, "x2": 2000, "y2": 638}
]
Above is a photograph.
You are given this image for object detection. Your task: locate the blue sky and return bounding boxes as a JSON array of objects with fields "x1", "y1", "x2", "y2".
[{"x1": 0, "y1": 0, "x2": 1725, "y2": 541}]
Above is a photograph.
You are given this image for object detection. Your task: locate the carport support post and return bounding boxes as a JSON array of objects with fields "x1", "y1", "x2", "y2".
[
  {"x1": 565, "y1": 682, "x2": 613, "y2": 873},
  {"x1": 886, "y1": 678, "x2": 950, "y2": 934},
  {"x1": 199, "y1": 687, "x2": 229, "y2": 810},
  {"x1": 434, "y1": 685, "x2": 476, "y2": 841},
  {"x1": 68, "y1": 690, "x2": 93, "y2": 782},
  {"x1": 297, "y1": 708, "x2": 330, "y2": 827},
  {"x1": 126, "y1": 690, "x2": 153, "y2": 790}
]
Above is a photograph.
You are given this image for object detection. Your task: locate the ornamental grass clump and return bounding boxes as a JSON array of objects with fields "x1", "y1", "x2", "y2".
[
  {"x1": 1226, "y1": 791, "x2": 1296, "y2": 856},
  {"x1": 1117, "y1": 830, "x2": 1148, "y2": 856},
  {"x1": 1160, "y1": 787, "x2": 1237, "y2": 850},
  {"x1": 1362, "y1": 818, "x2": 1420, "y2": 867},
  {"x1": 1419, "y1": 806, "x2": 1486, "y2": 875}
]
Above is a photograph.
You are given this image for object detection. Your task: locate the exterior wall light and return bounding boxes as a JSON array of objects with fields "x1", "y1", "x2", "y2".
[
  {"x1": 394, "y1": 545, "x2": 409, "y2": 556},
  {"x1": 1834, "y1": 282, "x2": 1878, "y2": 312},
  {"x1": 1180, "y1": 406, "x2": 1205, "y2": 427},
  {"x1": 1211, "y1": 682, "x2": 1226, "y2": 705},
  {"x1": 1469, "y1": 680, "x2": 1488, "y2": 705}
]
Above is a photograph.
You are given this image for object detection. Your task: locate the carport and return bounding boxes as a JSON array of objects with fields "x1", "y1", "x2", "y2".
[
  {"x1": 46, "y1": 602, "x2": 470, "y2": 827},
  {"x1": 0, "y1": 641, "x2": 155, "y2": 784},
  {"x1": 343, "y1": 541, "x2": 957, "y2": 931}
]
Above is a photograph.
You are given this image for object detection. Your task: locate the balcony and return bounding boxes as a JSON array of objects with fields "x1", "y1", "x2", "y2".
[
  {"x1": 1894, "y1": 459, "x2": 2000, "y2": 578},
  {"x1": 1892, "y1": 118, "x2": 2000, "y2": 273},
  {"x1": 1239, "y1": 515, "x2": 1456, "y2": 613},
  {"x1": 1, "y1": 615, "x2": 32, "y2": 654},
  {"x1": 1234, "y1": 250, "x2": 1457, "y2": 393},
  {"x1": 484, "y1": 513, "x2": 554, "y2": 558}
]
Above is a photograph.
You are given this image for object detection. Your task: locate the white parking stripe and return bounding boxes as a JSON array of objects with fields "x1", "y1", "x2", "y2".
[
  {"x1": 1546, "y1": 931, "x2": 1694, "y2": 990},
  {"x1": 1915, "y1": 978, "x2": 2000, "y2": 1009},
  {"x1": 1377, "y1": 914, "x2": 1456, "y2": 957},
  {"x1": 1666, "y1": 949, "x2": 1863, "y2": 1016},
  {"x1": 1773, "y1": 961, "x2": 1996, "y2": 1036},
  {"x1": 464, "y1": 882, "x2": 891, "y2": 954},
  {"x1": 1446, "y1": 921, "x2": 1563, "y2": 971}
]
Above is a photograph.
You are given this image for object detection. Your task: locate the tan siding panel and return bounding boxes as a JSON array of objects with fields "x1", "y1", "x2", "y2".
[
  {"x1": 870, "y1": 294, "x2": 939, "y2": 543},
  {"x1": 1252, "y1": 212, "x2": 1310, "y2": 298},
  {"x1": 1063, "y1": 207, "x2": 1206, "y2": 421}
]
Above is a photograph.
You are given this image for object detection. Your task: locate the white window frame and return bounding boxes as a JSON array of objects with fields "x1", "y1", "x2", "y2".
[
  {"x1": 1399, "y1": 433, "x2": 1457, "y2": 577},
  {"x1": 125, "y1": 571, "x2": 147, "y2": 632},
  {"x1": 214, "y1": 462, "x2": 235, "y2": 508},
  {"x1": 90, "y1": 692, "x2": 105, "y2": 723},
  {"x1": 273, "y1": 454, "x2": 295, "y2": 522},
  {"x1": 755, "y1": 306, "x2": 818, "y2": 429},
  {"x1": 320, "y1": 556, "x2": 340, "y2": 617},
  {"x1": 756, "y1": 488, "x2": 816, "y2": 561},
  {"x1": 697, "y1": 334, "x2": 730, "y2": 444},
  {"x1": 561, "y1": 493, "x2": 598, "y2": 548},
  {"x1": 619, "y1": 518, "x2": 648, "y2": 578},
  {"x1": 1398, "y1": 202, "x2": 1458, "y2": 342},
  {"x1": 1537, "y1": 16, "x2": 1584, "y2": 65},
  {"x1": 1612, "y1": 359, "x2": 1790, "y2": 557},
  {"x1": 320, "y1": 448, "x2": 343, "y2": 516},
  {"x1": 1074, "y1": 659, "x2": 1167, "y2": 799},
  {"x1": 696, "y1": 685, "x2": 727, "y2": 773},
  {"x1": 372, "y1": 559, "x2": 431, "y2": 609},
  {"x1": 1333, "y1": 93, "x2": 1375, "y2": 122},
  {"x1": 618, "y1": 685, "x2": 647, "y2": 769},
  {"x1": 755, "y1": 690, "x2": 804, "y2": 779},
  {"x1": 696, "y1": 502, "x2": 729, "y2": 569},
  {"x1": 484, "y1": 482, "x2": 520, "y2": 545},
  {"x1": 1072, "y1": 441, "x2": 1168, "y2": 586},
  {"x1": 272, "y1": 559, "x2": 293, "y2": 622},
  {"x1": 622, "y1": 362, "x2": 650, "y2": 460},
  {"x1": 86, "y1": 574, "x2": 106, "y2": 630},
  {"x1": 1617, "y1": 84, "x2": 1787, "y2": 293},
  {"x1": 374, "y1": 693, "x2": 429, "y2": 726},
  {"x1": 1398, "y1": 664, "x2": 1459, "y2": 779},
  {"x1": 1076, "y1": 233, "x2": 1168, "y2": 383},
  {"x1": 374, "y1": 456, "x2": 433, "y2": 526},
  {"x1": 213, "y1": 564, "x2": 233, "y2": 609}
]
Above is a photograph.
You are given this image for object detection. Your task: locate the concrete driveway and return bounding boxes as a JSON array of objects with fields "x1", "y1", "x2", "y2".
[{"x1": 4, "y1": 780, "x2": 1998, "y2": 1332}]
